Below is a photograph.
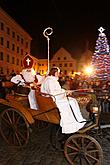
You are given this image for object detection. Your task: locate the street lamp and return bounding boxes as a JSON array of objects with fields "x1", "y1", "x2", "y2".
[{"x1": 43, "y1": 27, "x2": 53, "y2": 73}]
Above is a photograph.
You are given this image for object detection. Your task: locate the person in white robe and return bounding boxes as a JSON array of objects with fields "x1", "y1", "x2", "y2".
[{"x1": 41, "y1": 67, "x2": 86, "y2": 134}]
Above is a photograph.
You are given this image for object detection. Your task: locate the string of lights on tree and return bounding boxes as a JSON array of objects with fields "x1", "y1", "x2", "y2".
[{"x1": 91, "y1": 27, "x2": 110, "y2": 81}]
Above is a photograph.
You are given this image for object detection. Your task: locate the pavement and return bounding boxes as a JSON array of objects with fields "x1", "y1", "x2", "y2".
[{"x1": 0, "y1": 123, "x2": 110, "y2": 165}]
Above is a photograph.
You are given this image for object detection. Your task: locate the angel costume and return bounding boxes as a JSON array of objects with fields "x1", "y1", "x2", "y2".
[{"x1": 41, "y1": 75, "x2": 86, "y2": 134}]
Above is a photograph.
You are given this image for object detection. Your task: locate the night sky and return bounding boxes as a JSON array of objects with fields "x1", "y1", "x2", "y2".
[{"x1": 0, "y1": 0, "x2": 110, "y2": 59}]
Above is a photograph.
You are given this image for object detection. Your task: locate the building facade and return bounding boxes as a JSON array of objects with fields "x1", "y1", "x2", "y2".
[
  {"x1": 37, "y1": 59, "x2": 48, "y2": 75},
  {"x1": 0, "y1": 7, "x2": 32, "y2": 75},
  {"x1": 50, "y1": 47, "x2": 77, "y2": 76}
]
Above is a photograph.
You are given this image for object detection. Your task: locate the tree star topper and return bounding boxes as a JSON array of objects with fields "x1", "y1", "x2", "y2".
[{"x1": 98, "y1": 27, "x2": 105, "y2": 33}]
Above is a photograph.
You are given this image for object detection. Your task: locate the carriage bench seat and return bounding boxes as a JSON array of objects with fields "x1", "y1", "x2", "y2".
[{"x1": 29, "y1": 92, "x2": 60, "y2": 124}]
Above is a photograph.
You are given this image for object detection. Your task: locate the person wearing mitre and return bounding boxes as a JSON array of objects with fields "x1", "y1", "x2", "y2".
[{"x1": 11, "y1": 54, "x2": 39, "y2": 110}]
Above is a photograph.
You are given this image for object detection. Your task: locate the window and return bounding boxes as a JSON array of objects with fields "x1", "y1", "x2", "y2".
[
  {"x1": 12, "y1": 44, "x2": 15, "y2": 51},
  {"x1": 7, "y1": 41, "x2": 10, "y2": 48},
  {"x1": 57, "y1": 57, "x2": 60, "y2": 60},
  {"x1": 52, "y1": 64, "x2": 55, "y2": 66},
  {"x1": 64, "y1": 70, "x2": 67, "y2": 75},
  {"x1": 0, "y1": 37, "x2": 4, "y2": 45},
  {"x1": 0, "y1": 67, "x2": 3, "y2": 74},
  {"x1": 26, "y1": 42, "x2": 28, "y2": 48},
  {"x1": 7, "y1": 68, "x2": 9, "y2": 74},
  {"x1": 42, "y1": 64, "x2": 44, "y2": 66},
  {"x1": 21, "y1": 60, "x2": 23, "y2": 66},
  {"x1": 59, "y1": 64, "x2": 62, "y2": 67},
  {"x1": 71, "y1": 70, "x2": 74, "y2": 74},
  {"x1": 21, "y1": 38, "x2": 24, "y2": 44},
  {"x1": 17, "y1": 35, "x2": 19, "y2": 41},
  {"x1": 69, "y1": 63, "x2": 72, "y2": 67},
  {"x1": 12, "y1": 57, "x2": 15, "y2": 64},
  {"x1": 7, "y1": 27, "x2": 10, "y2": 35},
  {"x1": 12, "y1": 31, "x2": 15, "y2": 38},
  {"x1": 64, "y1": 57, "x2": 67, "y2": 60},
  {"x1": 17, "y1": 46, "x2": 19, "y2": 53},
  {"x1": 1, "y1": 22, "x2": 4, "y2": 30},
  {"x1": 0, "y1": 52, "x2": 4, "y2": 61},
  {"x1": 64, "y1": 63, "x2": 67, "y2": 67},
  {"x1": 7, "y1": 54, "x2": 10, "y2": 63}
]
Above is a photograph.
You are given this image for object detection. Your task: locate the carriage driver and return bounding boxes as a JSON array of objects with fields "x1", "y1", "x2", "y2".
[
  {"x1": 11, "y1": 54, "x2": 39, "y2": 110},
  {"x1": 41, "y1": 67, "x2": 86, "y2": 134}
]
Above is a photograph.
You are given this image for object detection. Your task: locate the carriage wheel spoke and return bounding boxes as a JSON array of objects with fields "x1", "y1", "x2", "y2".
[
  {"x1": 71, "y1": 139, "x2": 80, "y2": 149},
  {"x1": 5, "y1": 112, "x2": 13, "y2": 124},
  {"x1": 85, "y1": 152, "x2": 99, "y2": 162},
  {"x1": 15, "y1": 132, "x2": 22, "y2": 146},
  {"x1": 67, "y1": 144, "x2": 79, "y2": 151},
  {"x1": 84, "y1": 155, "x2": 92, "y2": 165},
  {"x1": 2, "y1": 116, "x2": 11, "y2": 127}
]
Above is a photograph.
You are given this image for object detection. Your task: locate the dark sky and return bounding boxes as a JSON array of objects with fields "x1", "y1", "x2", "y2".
[{"x1": 0, "y1": 0, "x2": 110, "y2": 59}]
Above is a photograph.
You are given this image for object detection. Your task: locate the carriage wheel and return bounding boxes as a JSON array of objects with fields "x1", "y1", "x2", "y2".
[
  {"x1": 64, "y1": 134, "x2": 103, "y2": 165},
  {"x1": 0, "y1": 108, "x2": 30, "y2": 147}
]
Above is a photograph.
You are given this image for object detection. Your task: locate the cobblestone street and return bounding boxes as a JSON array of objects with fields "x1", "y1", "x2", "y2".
[{"x1": 0, "y1": 123, "x2": 110, "y2": 165}]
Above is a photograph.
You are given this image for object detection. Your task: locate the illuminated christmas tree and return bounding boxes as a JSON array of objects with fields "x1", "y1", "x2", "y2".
[{"x1": 91, "y1": 27, "x2": 110, "y2": 81}]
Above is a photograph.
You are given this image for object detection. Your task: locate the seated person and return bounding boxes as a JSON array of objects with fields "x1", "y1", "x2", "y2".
[
  {"x1": 41, "y1": 67, "x2": 86, "y2": 134},
  {"x1": 11, "y1": 54, "x2": 39, "y2": 110}
]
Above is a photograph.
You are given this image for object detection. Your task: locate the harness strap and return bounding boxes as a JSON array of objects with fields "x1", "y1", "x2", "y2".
[{"x1": 66, "y1": 96, "x2": 86, "y2": 123}]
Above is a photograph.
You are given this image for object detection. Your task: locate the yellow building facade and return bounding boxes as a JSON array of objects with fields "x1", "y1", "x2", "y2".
[{"x1": 0, "y1": 7, "x2": 32, "y2": 75}]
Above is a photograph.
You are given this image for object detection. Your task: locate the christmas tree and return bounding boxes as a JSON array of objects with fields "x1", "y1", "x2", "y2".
[{"x1": 91, "y1": 27, "x2": 110, "y2": 81}]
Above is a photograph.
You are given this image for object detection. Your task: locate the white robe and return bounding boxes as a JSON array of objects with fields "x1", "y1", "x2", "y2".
[
  {"x1": 11, "y1": 68, "x2": 38, "y2": 110},
  {"x1": 41, "y1": 76, "x2": 86, "y2": 134}
]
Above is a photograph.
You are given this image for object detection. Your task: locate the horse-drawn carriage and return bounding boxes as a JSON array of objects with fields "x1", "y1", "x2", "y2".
[{"x1": 0, "y1": 83, "x2": 103, "y2": 165}]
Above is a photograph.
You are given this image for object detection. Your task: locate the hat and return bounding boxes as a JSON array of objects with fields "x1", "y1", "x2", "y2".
[{"x1": 23, "y1": 54, "x2": 33, "y2": 68}]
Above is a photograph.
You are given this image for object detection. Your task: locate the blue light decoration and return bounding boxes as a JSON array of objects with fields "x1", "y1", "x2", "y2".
[{"x1": 91, "y1": 27, "x2": 110, "y2": 81}]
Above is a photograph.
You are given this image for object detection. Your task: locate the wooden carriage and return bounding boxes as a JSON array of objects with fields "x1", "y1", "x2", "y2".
[{"x1": 0, "y1": 84, "x2": 103, "y2": 165}]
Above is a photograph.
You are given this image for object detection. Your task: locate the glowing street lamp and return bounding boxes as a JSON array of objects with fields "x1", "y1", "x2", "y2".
[
  {"x1": 43, "y1": 27, "x2": 53, "y2": 73},
  {"x1": 84, "y1": 66, "x2": 93, "y2": 76}
]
